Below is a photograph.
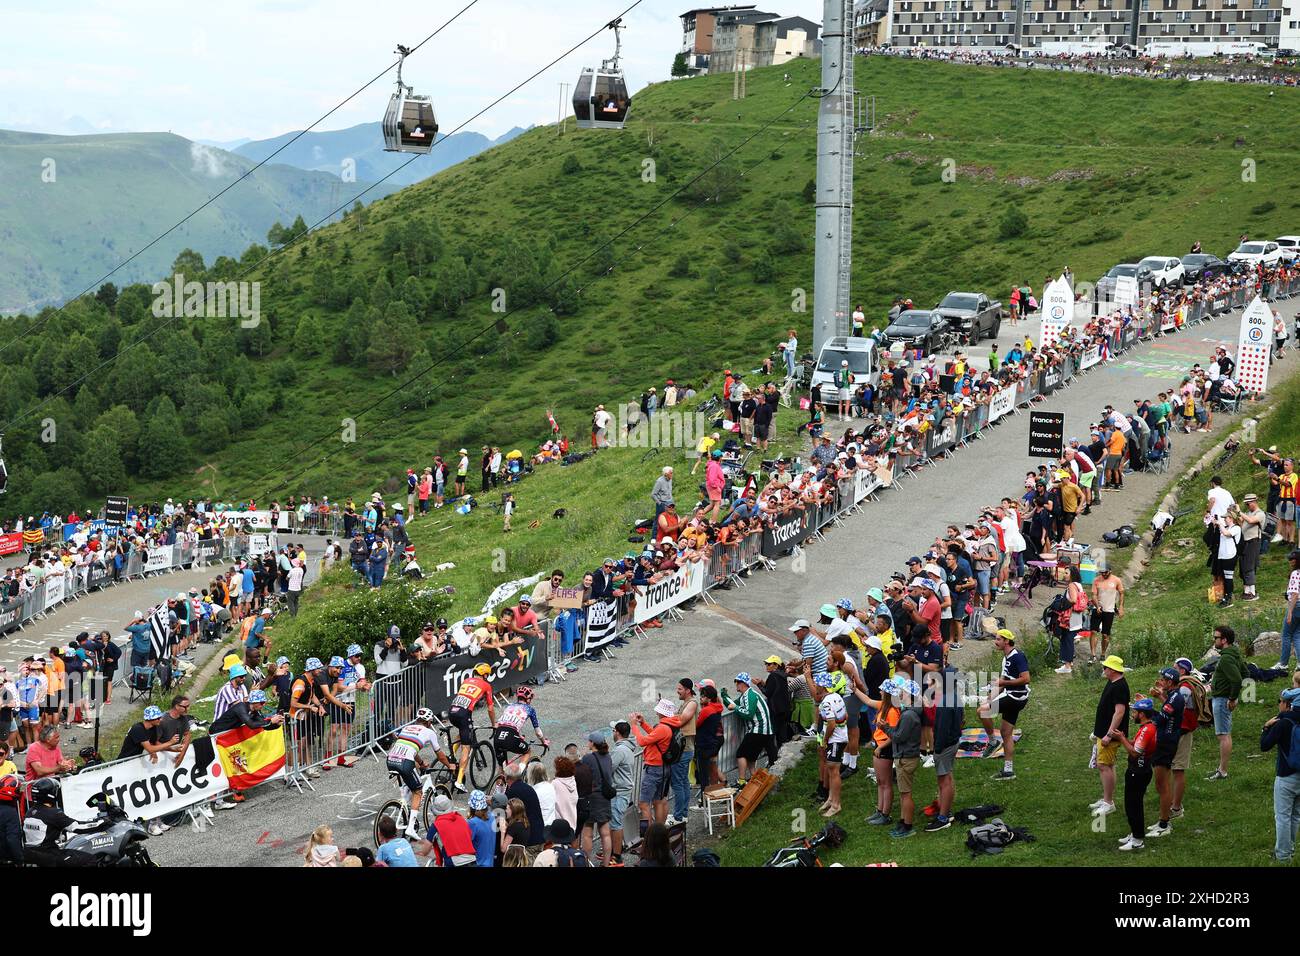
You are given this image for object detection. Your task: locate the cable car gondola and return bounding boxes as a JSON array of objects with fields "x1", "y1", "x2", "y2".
[
  {"x1": 573, "y1": 19, "x2": 631, "y2": 130},
  {"x1": 382, "y1": 44, "x2": 438, "y2": 154}
]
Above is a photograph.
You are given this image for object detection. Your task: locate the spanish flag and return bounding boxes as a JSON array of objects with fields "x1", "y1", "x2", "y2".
[{"x1": 214, "y1": 725, "x2": 287, "y2": 790}]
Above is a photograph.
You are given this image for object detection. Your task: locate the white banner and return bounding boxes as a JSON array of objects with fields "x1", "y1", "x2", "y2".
[
  {"x1": 144, "y1": 545, "x2": 173, "y2": 572},
  {"x1": 1079, "y1": 345, "x2": 1101, "y2": 370},
  {"x1": 988, "y1": 386, "x2": 1017, "y2": 423},
  {"x1": 42, "y1": 574, "x2": 67, "y2": 610},
  {"x1": 247, "y1": 535, "x2": 270, "y2": 556},
  {"x1": 61, "y1": 739, "x2": 228, "y2": 823},
  {"x1": 634, "y1": 560, "x2": 705, "y2": 624},
  {"x1": 1040, "y1": 277, "x2": 1074, "y2": 347},
  {"x1": 1236, "y1": 296, "x2": 1272, "y2": 394},
  {"x1": 853, "y1": 466, "x2": 882, "y2": 503}
]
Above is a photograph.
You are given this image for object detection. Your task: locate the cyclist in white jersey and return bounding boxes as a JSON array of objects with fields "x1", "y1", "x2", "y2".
[{"x1": 386, "y1": 708, "x2": 453, "y2": 823}]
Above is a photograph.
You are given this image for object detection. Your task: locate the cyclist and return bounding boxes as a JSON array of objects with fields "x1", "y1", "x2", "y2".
[
  {"x1": 449, "y1": 663, "x2": 497, "y2": 787},
  {"x1": 492, "y1": 686, "x2": 549, "y2": 772},
  {"x1": 385, "y1": 708, "x2": 454, "y2": 831}
]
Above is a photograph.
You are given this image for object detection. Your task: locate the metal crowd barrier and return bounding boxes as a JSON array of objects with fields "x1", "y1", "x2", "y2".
[{"x1": 0, "y1": 534, "x2": 276, "y2": 638}]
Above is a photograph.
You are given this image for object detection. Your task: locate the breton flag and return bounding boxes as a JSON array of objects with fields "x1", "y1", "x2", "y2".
[
  {"x1": 147, "y1": 604, "x2": 169, "y2": 661},
  {"x1": 214, "y1": 724, "x2": 287, "y2": 790}
]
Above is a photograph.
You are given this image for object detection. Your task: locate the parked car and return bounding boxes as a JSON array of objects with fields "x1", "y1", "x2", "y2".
[
  {"x1": 1274, "y1": 236, "x2": 1300, "y2": 263},
  {"x1": 882, "y1": 309, "x2": 947, "y2": 355},
  {"x1": 810, "y1": 336, "x2": 879, "y2": 396},
  {"x1": 1227, "y1": 240, "x2": 1283, "y2": 268},
  {"x1": 1180, "y1": 253, "x2": 1230, "y2": 282},
  {"x1": 1095, "y1": 263, "x2": 1154, "y2": 302},
  {"x1": 1136, "y1": 256, "x2": 1185, "y2": 289},
  {"x1": 933, "y1": 291, "x2": 1003, "y2": 342}
]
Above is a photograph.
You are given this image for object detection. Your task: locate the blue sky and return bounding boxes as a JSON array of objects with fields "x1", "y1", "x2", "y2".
[{"x1": 1, "y1": 0, "x2": 823, "y2": 142}]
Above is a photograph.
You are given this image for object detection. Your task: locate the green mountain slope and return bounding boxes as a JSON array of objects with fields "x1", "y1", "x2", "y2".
[
  {"x1": 0, "y1": 130, "x2": 400, "y2": 313},
  {"x1": 3, "y1": 56, "x2": 1297, "y2": 516},
  {"x1": 233, "y1": 123, "x2": 529, "y2": 187}
]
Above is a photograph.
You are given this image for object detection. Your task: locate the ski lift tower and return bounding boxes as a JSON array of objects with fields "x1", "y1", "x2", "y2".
[{"x1": 812, "y1": 0, "x2": 856, "y2": 358}]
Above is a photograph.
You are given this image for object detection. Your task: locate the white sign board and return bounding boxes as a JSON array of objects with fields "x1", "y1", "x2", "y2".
[
  {"x1": 61, "y1": 739, "x2": 228, "y2": 823},
  {"x1": 1114, "y1": 275, "x2": 1139, "y2": 311},
  {"x1": 1039, "y1": 277, "x2": 1074, "y2": 348},
  {"x1": 43, "y1": 574, "x2": 66, "y2": 610},
  {"x1": 1079, "y1": 345, "x2": 1101, "y2": 370},
  {"x1": 634, "y1": 560, "x2": 705, "y2": 624},
  {"x1": 988, "y1": 386, "x2": 1017, "y2": 423},
  {"x1": 1235, "y1": 296, "x2": 1272, "y2": 394},
  {"x1": 144, "y1": 546, "x2": 173, "y2": 572},
  {"x1": 853, "y1": 466, "x2": 882, "y2": 504}
]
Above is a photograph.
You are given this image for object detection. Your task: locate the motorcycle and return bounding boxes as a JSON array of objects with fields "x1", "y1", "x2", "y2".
[{"x1": 60, "y1": 792, "x2": 156, "y2": 867}]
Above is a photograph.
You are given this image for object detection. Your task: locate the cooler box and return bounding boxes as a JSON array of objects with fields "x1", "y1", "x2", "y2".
[{"x1": 1080, "y1": 561, "x2": 1097, "y2": 586}]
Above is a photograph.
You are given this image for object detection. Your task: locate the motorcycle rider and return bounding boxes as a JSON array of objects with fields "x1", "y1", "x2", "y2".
[
  {"x1": 0, "y1": 772, "x2": 21, "y2": 863},
  {"x1": 21, "y1": 778, "x2": 99, "y2": 867}
]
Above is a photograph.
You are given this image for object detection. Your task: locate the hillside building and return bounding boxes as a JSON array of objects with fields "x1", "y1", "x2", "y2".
[{"x1": 679, "y1": 6, "x2": 821, "y2": 75}]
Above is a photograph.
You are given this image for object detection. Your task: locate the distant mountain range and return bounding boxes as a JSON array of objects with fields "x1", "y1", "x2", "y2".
[
  {"x1": 232, "y1": 123, "x2": 529, "y2": 187},
  {"x1": 0, "y1": 122, "x2": 525, "y2": 313}
]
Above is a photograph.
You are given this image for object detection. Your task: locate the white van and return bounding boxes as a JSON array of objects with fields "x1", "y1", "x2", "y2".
[{"x1": 810, "y1": 336, "x2": 878, "y2": 397}]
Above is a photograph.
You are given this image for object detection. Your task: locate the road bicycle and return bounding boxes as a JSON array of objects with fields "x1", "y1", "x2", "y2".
[
  {"x1": 373, "y1": 761, "x2": 456, "y2": 847},
  {"x1": 488, "y1": 740, "x2": 550, "y2": 801},
  {"x1": 441, "y1": 719, "x2": 499, "y2": 793}
]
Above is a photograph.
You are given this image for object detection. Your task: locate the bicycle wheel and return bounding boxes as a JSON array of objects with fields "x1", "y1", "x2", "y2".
[
  {"x1": 374, "y1": 800, "x2": 406, "y2": 848},
  {"x1": 467, "y1": 740, "x2": 498, "y2": 791}
]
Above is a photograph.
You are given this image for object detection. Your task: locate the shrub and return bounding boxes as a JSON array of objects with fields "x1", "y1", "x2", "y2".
[
  {"x1": 998, "y1": 207, "x2": 1029, "y2": 240},
  {"x1": 562, "y1": 155, "x2": 582, "y2": 176},
  {"x1": 275, "y1": 577, "x2": 450, "y2": 668}
]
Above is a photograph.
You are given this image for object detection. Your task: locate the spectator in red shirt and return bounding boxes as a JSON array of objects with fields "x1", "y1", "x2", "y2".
[{"x1": 25, "y1": 726, "x2": 73, "y2": 780}]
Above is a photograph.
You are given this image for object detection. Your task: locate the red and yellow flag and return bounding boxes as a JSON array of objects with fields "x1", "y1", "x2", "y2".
[{"x1": 215, "y1": 724, "x2": 286, "y2": 790}]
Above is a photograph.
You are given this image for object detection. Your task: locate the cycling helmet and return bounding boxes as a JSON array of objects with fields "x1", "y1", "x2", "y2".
[
  {"x1": 1159, "y1": 667, "x2": 1179, "y2": 682},
  {"x1": 248, "y1": 690, "x2": 268, "y2": 704},
  {"x1": 1132, "y1": 697, "x2": 1156, "y2": 713},
  {"x1": 467, "y1": 789, "x2": 489, "y2": 811},
  {"x1": 29, "y1": 777, "x2": 60, "y2": 808},
  {"x1": 473, "y1": 663, "x2": 492, "y2": 677},
  {"x1": 516, "y1": 686, "x2": 534, "y2": 704},
  {"x1": 435, "y1": 618, "x2": 448, "y2": 629},
  {"x1": 415, "y1": 707, "x2": 435, "y2": 723}
]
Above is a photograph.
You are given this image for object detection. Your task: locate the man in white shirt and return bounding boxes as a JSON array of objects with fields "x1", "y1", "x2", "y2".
[
  {"x1": 1205, "y1": 475, "x2": 1235, "y2": 520},
  {"x1": 785, "y1": 330, "x2": 798, "y2": 378},
  {"x1": 286, "y1": 560, "x2": 305, "y2": 616}
]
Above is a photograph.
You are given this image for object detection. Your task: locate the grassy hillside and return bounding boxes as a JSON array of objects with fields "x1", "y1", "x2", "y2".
[
  {"x1": 0, "y1": 130, "x2": 400, "y2": 313},
  {"x1": 718, "y1": 371, "x2": 1300, "y2": 868},
  {"x1": 3, "y1": 56, "x2": 1298, "y2": 518}
]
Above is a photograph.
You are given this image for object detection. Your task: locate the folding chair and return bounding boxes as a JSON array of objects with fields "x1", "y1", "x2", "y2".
[{"x1": 128, "y1": 666, "x2": 156, "y2": 704}]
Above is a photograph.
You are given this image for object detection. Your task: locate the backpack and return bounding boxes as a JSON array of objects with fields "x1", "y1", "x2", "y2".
[
  {"x1": 952, "y1": 804, "x2": 1004, "y2": 825},
  {"x1": 965, "y1": 818, "x2": 1034, "y2": 857},
  {"x1": 1180, "y1": 676, "x2": 1213, "y2": 728},
  {"x1": 661, "y1": 726, "x2": 685, "y2": 766},
  {"x1": 553, "y1": 845, "x2": 590, "y2": 868},
  {"x1": 1071, "y1": 584, "x2": 1088, "y2": 613},
  {"x1": 1283, "y1": 720, "x2": 1300, "y2": 775}
]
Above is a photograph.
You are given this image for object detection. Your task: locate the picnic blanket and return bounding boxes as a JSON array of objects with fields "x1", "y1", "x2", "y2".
[{"x1": 956, "y1": 727, "x2": 1024, "y2": 758}]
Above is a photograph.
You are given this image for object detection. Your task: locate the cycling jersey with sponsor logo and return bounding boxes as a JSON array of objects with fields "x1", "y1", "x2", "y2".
[
  {"x1": 387, "y1": 722, "x2": 441, "y2": 762},
  {"x1": 451, "y1": 676, "x2": 493, "y2": 711},
  {"x1": 496, "y1": 703, "x2": 538, "y2": 732}
]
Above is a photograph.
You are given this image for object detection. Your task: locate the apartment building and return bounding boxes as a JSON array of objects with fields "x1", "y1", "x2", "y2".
[{"x1": 854, "y1": 0, "x2": 1290, "y2": 50}]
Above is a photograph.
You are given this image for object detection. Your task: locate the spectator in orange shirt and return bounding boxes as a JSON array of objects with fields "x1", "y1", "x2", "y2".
[
  {"x1": 43, "y1": 649, "x2": 66, "y2": 729},
  {"x1": 1104, "y1": 426, "x2": 1127, "y2": 491},
  {"x1": 629, "y1": 698, "x2": 680, "y2": 827}
]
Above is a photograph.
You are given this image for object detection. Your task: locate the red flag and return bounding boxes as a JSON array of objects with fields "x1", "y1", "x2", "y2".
[{"x1": 546, "y1": 410, "x2": 559, "y2": 434}]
